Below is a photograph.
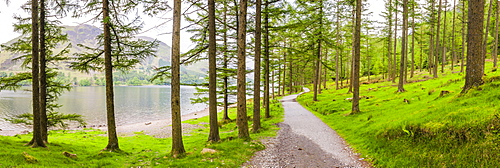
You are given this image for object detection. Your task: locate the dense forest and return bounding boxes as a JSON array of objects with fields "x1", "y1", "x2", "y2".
[{"x1": 0, "y1": 0, "x2": 499, "y2": 167}]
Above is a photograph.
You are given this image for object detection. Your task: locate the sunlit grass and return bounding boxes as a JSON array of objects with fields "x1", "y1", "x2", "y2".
[
  {"x1": 298, "y1": 62, "x2": 500, "y2": 167},
  {"x1": 0, "y1": 99, "x2": 284, "y2": 167}
]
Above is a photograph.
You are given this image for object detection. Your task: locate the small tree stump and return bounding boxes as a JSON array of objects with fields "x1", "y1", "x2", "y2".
[
  {"x1": 62, "y1": 151, "x2": 77, "y2": 159},
  {"x1": 439, "y1": 90, "x2": 450, "y2": 97}
]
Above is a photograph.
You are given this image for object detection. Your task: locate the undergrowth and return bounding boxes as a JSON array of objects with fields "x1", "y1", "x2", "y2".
[
  {"x1": 298, "y1": 62, "x2": 500, "y2": 167},
  {"x1": 0, "y1": 99, "x2": 284, "y2": 167}
]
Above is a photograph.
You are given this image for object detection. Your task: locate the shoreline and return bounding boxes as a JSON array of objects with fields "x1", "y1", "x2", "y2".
[{"x1": 0, "y1": 105, "x2": 234, "y2": 137}]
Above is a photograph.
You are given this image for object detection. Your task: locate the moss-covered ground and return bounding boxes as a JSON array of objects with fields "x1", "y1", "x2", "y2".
[
  {"x1": 0, "y1": 99, "x2": 284, "y2": 167},
  {"x1": 298, "y1": 63, "x2": 500, "y2": 167}
]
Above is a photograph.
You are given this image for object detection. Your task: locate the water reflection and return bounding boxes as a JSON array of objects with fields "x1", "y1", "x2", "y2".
[{"x1": 0, "y1": 86, "x2": 207, "y2": 131}]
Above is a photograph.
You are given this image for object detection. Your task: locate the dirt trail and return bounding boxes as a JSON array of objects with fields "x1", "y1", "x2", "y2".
[{"x1": 244, "y1": 89, "x2": 370, "y2": 167}]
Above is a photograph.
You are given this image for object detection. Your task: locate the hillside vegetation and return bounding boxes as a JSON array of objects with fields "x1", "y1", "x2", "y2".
[{"x1": 298, "y1": 62, "x2": 500, "y2": 167}]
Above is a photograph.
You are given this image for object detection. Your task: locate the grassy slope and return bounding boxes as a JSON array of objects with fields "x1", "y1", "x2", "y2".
[
  {"x1": 298, "y1": 63, "x2": 500, "y2": 167},
  {"x1": 0, "y1": 99, "x2": 284, "y2": 167}
]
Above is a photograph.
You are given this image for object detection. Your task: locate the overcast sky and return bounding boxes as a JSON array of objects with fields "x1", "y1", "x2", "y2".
[{"x1": 0, "y1": 0, "x2": 385, "y2": 52}]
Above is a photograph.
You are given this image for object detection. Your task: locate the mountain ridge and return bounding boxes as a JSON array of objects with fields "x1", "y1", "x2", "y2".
[{"x1": 0, "y1": 24, "x2": 207, "y2": 83}]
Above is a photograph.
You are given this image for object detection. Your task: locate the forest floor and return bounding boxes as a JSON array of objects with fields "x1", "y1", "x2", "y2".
[{"x1": 243, "y1": 88, "x2": 371, "y2": 167}]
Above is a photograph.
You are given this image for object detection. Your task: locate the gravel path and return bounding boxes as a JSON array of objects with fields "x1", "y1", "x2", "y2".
[{"x1": 244, "y1": 89, "x2": 370, "y2": 167}]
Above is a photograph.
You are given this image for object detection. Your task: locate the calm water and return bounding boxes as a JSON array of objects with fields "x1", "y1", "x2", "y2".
[{"x1": 0, "y1": 86, "x2": 207, "y2": 131}]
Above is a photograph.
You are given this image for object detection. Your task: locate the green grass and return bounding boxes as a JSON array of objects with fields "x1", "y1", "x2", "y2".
[
  {"x1": 298, "y1": 63, "x2": 500, "y2": 167},
  {"x1": 0, "y1": 99, "x2": 284, "y2": 167}
]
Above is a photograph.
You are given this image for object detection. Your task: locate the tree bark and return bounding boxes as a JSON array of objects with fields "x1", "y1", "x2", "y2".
[
  {"x1": 494, "y1": 0, "x2": 499, "y2": 67},
  {"x1": 434, "y1": 0, "x2": 442, "y2": 78},
  {"x1": 410, "y1": 0, "x2": 416, "y2": 78},
  {"x1": 263, "y1": 1, "x2": 270, "y2": 118},
  {"x1": 451, "y1": 0, "x2": 457, "y2": 71},
  {"x1": 29, "y1": 0, "x2": 46, "y2": 148},
  {"x1": 398, "y1": 0, "x2": 408, "y2": 92},
  {"x1": 103, "y1": 0, "x2": 119, "y2": 152},
  {"x1": 222, "y1": 1, "x2": 231, "y2": 121},
  {"x1": 392, "y1": 0, "x2": 399, "y2": 83},
  {"x1": 460, "y1": 0, "x2": 466, "y2": 72},
  {"x1": 442, "y1": 0, "x2": 447, "y2": 73},
  {"x1": 462, "y1": 0, "x2": 485, "y2": 93},
  {"x1": 171, "y1": 0, "x2": 186, "y2": 155},
  {"x1": 253, "y1": 0, "x2": 262, "y2": 133},
  {"x1": 40, "y1": 0, "x2": 48, "y2": 143},
  {"x1": 237, "y1": 0, "x2": 250, "y2": 139},
  {"x1": 208, "y1": 0, "x2": 220, "y2": 142},
  {"x1": 387, "y1": 0, "x2": 393, "y2": 82},
  {"x1": 484, "y1": 0, "x2": 494, "y2": 59},
  {"x1": 352, "y1": 0, "x2": 361, "y2": 113}
]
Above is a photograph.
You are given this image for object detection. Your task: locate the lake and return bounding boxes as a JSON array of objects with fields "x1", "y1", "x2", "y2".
[{"x1": 0, "y1": 86, "x2": 208, "y2": 131}]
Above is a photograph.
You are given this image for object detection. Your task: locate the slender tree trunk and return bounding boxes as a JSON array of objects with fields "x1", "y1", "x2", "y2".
[
  {"x1": 336, "y1": 4, "x2": 341, "y2": 90},
  {"x1": 253, "y1": 0, "x2": 262, "y2": 132},
  {"x1": 387, "y1": 0, "x2": 393, "y2": 82},
  {"x1": 463, "y1": 0, "x2": 485, "y2": 93},
  {"x1": 442, "y1": 0, "x2": 447, "y2": 73},
  {"x1": 40, "y1": 0, "x2": 48, "y2": 143},
  {"x1": 263, "y1": 1, "x2": 270, "y2": 118},
  {"x1": 460, "y1": 0, "x2": 466, "y2": 72},
  {"x1": 484, "y1": 0, "x2": 494, "y2": 59},
  {"x1": 323, "y1": 49, "x2": 328, "y2": 89},
  {"x1": 393, "y1": 1, "x2": 398, "y2": 83},
  {"x1": 410, "y1": 0, "x2": 416, "y2": 78},
  {"x1": 289, "y1": 51, "x2": 293, "y2": 94},
  {"x1": 208, "y1": 0, "x2": 220, "y2": 142},
  {"x1": 103, "y1": 0, "x2": 119, "y2": 151},
  {"x1": 352, "y1": 0, "x2": 361, "y2": 113},
  {"x1": 222, "y1": 2, "x2": 230, "y2": 121},
  {"x1": 494, "y1": 0, "x2": 499, "y2": 67},
  {"x1": 29, "y1": 0, "x2": 46, "y2": 148},
  {"x1": 398, "y1": 0, "x2": 408, "y2": 92},
  {"x1": 237, "y1": 0, "x2": 250, "y2": 139},
  {"x1": 434, "y1": 0, "x2": 442, "y2": 78},
  {"x1": 349, "y1": 8, "x2": 355, "y2": 93},
  {"x1": 171, "y1": 0, "x2": 186, "y2": 155},
  {"x1": 451, "y1": 0, "x2": 457, "y2": 71},
  {"x1": 272, "y1": 70, "x2": 275, "y2": 99},
  {"x1": 282, "y1": 44, "x2": 286, "y2": 96}
]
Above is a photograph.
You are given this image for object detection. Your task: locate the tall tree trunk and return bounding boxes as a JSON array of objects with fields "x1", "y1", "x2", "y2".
[
  {"x1": 289, "y1": 50, "x2": 293, "y2": 94},
  {"x1": 253, "y1": 0, "x2": 262, "y2": 133},
  {"x1": 352, "y1": 0, "x2": 361, "y2": 113},
  {"x1": 442, "y1": 0, "x2": 447, "y2": 73},
  {"x1": 103, "y1": 0, "x2": 119, "y2": 152},
  {"x1": 349, "y1": 8, "x2": 355, "y2": 93},
  {"x1": 336, "y1": 3, "x2": 341, "y2": 90},
  {"x1": 237, "y1": 0, "x2": 250, "y2": 139},
  {"x1": 208, "y1": 0, "x2": 220, "y2": 142},
  {"x1": 484, "y1": 0, "x2": 494, "y2": 59},
  {"x1": 429, "y1": 0, "x2": 436, "y2": 75},
  {"x1": 171, "y1": 0, "x2": 186, "y2": 155},
  {"x1": 323, "y1": 49, "x2": 328, "y2": 89},
  {"x1": 460, "y1": 0, "x2": 466, "y2": 72},
  {"x1": 398, "y1": 0, "x2": 408, "y2": 92},
  {"x1": 263, "y1": 1, "x2": 270, "y2": 118},
  {"x1": 392, "y1": 1, "x2": 398, "y2": 83},
  {"x1": 494, "y1": 0, "x2": 499, "y2": 67},
  {"x1": 29, "y1": 0, "x2": 46, "y2": 148},
  {"x1": 387, "y1": 0, "x2": 393, "y2": 82},
  {"x1": 451, "y1": 0, "x2": 457, "y2": 71},
  {"x1": 434, "y1": 0, "x2": 442, "y2": 78},
  {"x1": 40, "y1": 0, "x2": 48, "y2": 143},
  {"x1": 222, "y1": 1, "x2": 230, "y2": 121},
  {"x1": 462, "y1": 0, "x2": 485, "y2": 93},
  {"x1": 410, "y1": 0, "x2": 416, "y2": 78}
]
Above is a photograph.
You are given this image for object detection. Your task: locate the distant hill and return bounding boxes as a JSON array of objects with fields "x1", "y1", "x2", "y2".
[{"x1": 0, "y1": 24, "x2": 207, "y2": 83}]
